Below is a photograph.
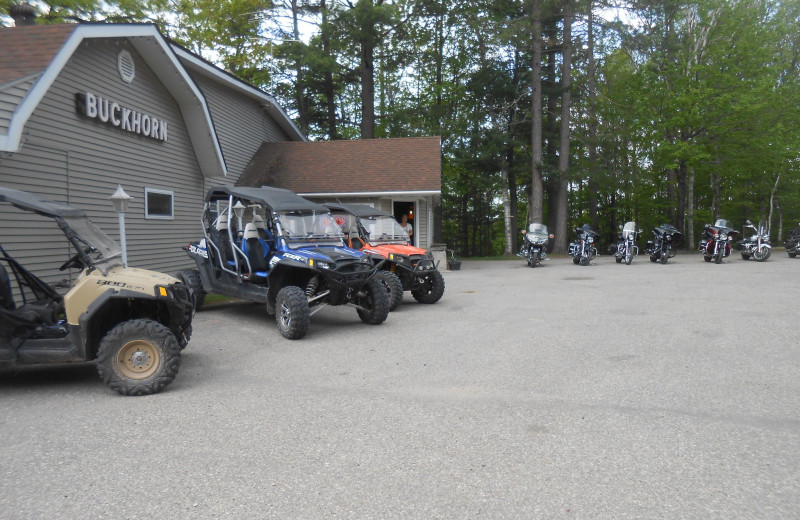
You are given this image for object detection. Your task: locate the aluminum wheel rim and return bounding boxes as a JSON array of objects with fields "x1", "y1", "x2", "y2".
[
  {"x1": 279, "y1": 301, "x2": 292, "y2": 329},
  {"x1": 116, "y1": 340, "x2": 160, "y2": 380}
]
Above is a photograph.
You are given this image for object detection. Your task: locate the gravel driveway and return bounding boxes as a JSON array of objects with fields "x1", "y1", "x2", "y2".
[{"x1": 1, "y1": 252, "x2": 798, "y2": 519}]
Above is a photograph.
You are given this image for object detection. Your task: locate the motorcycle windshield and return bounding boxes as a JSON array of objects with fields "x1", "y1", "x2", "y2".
[
  {"x1": 527, "y1": 223, "x2": 549, "y2": 238},
  {"x1": 622, "y1": 222, "x2": 637, "y2": 238},
  {"x1": 360, "y1": 215, "x2": 409, "y2": 244},
  {"x1": 714, "y1": 218, "x2": 734, "y2": 230},
  {"x1": 276, "y1": 210, "x2": 346, "y2": 248}
]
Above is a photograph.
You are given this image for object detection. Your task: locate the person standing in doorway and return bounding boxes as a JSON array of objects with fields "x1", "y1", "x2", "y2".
[{"x1": 399, "y1": 213, "x2": 413, "y2": 242}]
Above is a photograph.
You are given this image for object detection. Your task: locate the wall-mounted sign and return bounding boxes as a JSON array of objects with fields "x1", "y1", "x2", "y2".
[{"x1": 75, "y1": 91, "x2": 168, "y2": 142}]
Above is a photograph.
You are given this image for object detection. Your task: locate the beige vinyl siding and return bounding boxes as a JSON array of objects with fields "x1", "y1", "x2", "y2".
[
  {"x1": 0, "y1": 38, "x2": 204, "y2": 283},
  {"x1": 193, "y1": 74, "x2": 291, "y2": 188},
  {"x1": 0, "y1": 74, "x2": 40, "y2": 135}
]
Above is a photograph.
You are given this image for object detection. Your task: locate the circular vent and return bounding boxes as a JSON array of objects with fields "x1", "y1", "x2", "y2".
[{"x1": 118, "y1": 50, "x2": 135, "y2": 83}]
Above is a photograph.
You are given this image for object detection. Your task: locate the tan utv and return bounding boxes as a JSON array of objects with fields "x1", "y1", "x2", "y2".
[{"x1": 0, "y1": 187, "x2": 193, "y2": 395}]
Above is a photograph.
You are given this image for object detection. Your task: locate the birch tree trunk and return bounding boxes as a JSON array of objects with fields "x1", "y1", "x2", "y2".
[{"x1": 768, "y1": 171, "x2": 781, "y2": 238}]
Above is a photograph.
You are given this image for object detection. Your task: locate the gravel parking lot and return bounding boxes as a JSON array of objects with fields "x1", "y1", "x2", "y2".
[{"x1": 1, "y1": 252, "x2": 798, "y2": 519}]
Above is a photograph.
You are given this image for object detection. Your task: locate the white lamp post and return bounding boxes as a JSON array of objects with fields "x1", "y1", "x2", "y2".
[
  {"x1": 233, "y1": 200, "x2": 246, "y2": 235},
  {"x1": 110, "y1": 185, "x2": 132, "y2": 267}
]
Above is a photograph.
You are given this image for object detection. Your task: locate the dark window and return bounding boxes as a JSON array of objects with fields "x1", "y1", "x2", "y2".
[{"x1": 145, "y1": 188, "x2": 173, "y2": 219}]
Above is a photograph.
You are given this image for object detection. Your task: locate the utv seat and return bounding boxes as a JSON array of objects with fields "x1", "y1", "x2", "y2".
[
  {"x1": 241, "y1": 223, "x2": 270, "y2": 282},
  {"x1": 0, "y1": 260, "x2": 57, "y2": 326},
  {"x1": 210, "y1": 219, "x2": 237, "y2": 268},
  {"x1": 252, "y1": 215, "x2": 275, "y2": 247}
]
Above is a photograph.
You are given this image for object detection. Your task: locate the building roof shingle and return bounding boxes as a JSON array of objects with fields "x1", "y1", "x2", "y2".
[
  {"x1": 236, "y1": 137, "x2": 441, "y2": 194},
  {"x1": 0, "y1": 24, "x2": 77, "y2": 86}
]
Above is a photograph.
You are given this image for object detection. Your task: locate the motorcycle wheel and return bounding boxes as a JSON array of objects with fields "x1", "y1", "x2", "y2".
[
  {"x1": 626, "y1": 250, "x2": 633, "y2": 265},
  {"x1": 704, "y1": 255, "x2": 712, "y2": 262},
  {"x1": 715, "y1": 248, "x2": 723, "y2": 264},
  {"x1": 572, "y1": 256, "x2": 580, "y2": 264},
  {"x1": 615, "y1": 255, "x2": 622, "y2": 263},
  {"x1": 530, "y1": 251, "x2": 539, "y2": 267},
  {"x1": 579, "y1": 254, "x2": 591, "y2": 266},
  {"x1": 659, "y1": 252, "x2": 668, "y2": 264},
  {"x1": 650, "y1": 255, "x2": 657, "y2": 263},
  {"x1": 741, "y1": 253, "x2": 751, "y2": 260},
  {"x1": 754, "y1": 246, "x2": 770, "y2": 262},
  {"x1": 789, "y1": 251, "x2": 797, "y2": 258}
]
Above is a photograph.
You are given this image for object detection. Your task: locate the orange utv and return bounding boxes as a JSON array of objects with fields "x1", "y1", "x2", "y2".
[{"x1": 324, "y1": 203, "x2": 445, "y2": 310}]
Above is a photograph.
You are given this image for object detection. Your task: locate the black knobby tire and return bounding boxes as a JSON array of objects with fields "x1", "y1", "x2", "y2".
[
  {"x1": 275, "y1": 286, "x2": 310, "y2": 340},
  {"x1": 177, "y1": 268, "x2": 206, "y2": 312},
  {"x1": 411, "y1": 269, "x2": 446, "y2": 304},
  {"x1": 96, "y1": 319, "x2": 181, "y2": 396},
  {"x1": 356, "y1": 277, "x2": 390, "y2": 325},
  {"x1": 375, "y1": 270, "x2": 403, "y2": 311}
]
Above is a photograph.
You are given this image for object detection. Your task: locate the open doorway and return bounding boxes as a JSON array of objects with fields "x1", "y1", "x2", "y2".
[{"x1": 393, "y1": 201, "x2": 415, "y2": 246}]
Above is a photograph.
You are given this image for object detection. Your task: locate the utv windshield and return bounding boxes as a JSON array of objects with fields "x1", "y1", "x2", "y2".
[
  {"x1": 276, "y1": 210, "x2": 345, "y2": 248},
  {"x1": 61, "y1": 215, "x2": 123, "y2": 271},
  {"x1": 360, "y1": 215, "x2": 409, "y2": 244},
  {"x1": 527, "y1": 223, "x2": 549, "y2": 237}
]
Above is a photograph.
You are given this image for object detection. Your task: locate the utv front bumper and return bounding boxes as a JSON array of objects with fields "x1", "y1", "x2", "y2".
[{"x1": 156, "y1": 282, "x2": 194, "y2": 346}]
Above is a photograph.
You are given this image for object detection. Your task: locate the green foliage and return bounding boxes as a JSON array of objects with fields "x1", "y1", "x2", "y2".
[{"x1": 5, "y1": 0, "x2": 798, "y2": 253}]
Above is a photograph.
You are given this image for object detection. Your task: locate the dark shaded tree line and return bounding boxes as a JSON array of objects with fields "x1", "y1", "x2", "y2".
[{"x1": 3, "y1": 0, "x2": 799, "y2": 256}]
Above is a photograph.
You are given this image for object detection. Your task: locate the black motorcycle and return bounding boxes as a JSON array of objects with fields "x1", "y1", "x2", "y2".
[
  {"x1": 738, "y1": 220, "x2": 771, "y2": 261},
  {"x1": 646, "y1": 223, "x2": 682, "y2": 264},
  {"x1": 784, "y1": 224, "x2": 800, "y2": 258},
  {"x1": 614, "y1": 221, "x2": 640, "y2": 265},
  {"x1": 569, "y1": 224, "x2": 599, "y2": 266},
  {"x1": 519, "y1": 223, "x2": 553, "y2": 267}
]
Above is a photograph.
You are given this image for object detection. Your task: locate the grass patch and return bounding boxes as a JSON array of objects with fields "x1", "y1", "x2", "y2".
[
  {"x1": 462, "y1": 255, "x2": 521, "y2": 261},
  {"x1": 203, "y1": 293, "x2": 242, "y2": 306}
]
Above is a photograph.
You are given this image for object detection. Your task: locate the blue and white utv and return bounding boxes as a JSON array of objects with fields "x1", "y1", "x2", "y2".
[{"x1": 181, "y1": 186, "x2": 389, "y2": 339}]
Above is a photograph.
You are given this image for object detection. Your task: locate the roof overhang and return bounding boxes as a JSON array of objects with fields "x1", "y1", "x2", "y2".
[
  {"x1": 0, "y1": 24, "x2": 227, "y2": 178},
  {"x1": 300, "y1": 191, "x2": 440, "y2": 198},
  {"x1": 170, "y1": 45, "x2": 306, "y2": 142}
]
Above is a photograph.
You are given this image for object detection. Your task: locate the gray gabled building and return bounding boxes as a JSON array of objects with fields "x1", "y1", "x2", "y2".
[{"x1": 0, "y1": 22, "x2": 304, "y2": 286}]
